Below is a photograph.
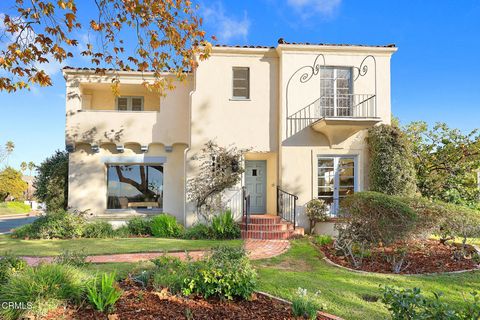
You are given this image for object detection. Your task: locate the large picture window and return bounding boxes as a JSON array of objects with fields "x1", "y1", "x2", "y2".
[{"x1": 107, "y1": 164, "x2": 163, "y2": 210}]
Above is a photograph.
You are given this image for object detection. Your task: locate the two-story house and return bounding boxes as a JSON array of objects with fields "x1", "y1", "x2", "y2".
[{"x1": 63, "y1": 39, "x2": 397, "y2": 238}]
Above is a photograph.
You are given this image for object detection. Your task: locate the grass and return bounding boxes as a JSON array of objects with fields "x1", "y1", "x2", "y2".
[
  {"x1": 254, "y1": 239, "x2": 480, "y2": 320},
  {"x1": 0, "y1": 201, "x2": 31, "y2": 215},
  {"x1": 0, "y1": 235, "x2": 242, "y2": 256}
]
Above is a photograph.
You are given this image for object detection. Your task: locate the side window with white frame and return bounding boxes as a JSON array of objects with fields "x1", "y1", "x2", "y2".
[
  {"x1": 232, "y1": 67, "x2": 250, "y2": 99},
  {"x1": 116, "y1": 96, "x2": 144, "y2": 111}
]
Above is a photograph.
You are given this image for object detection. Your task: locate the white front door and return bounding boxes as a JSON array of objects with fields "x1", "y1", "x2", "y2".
[{"x1": 317, "y1": 156, "x2": 356, "y2": 216}]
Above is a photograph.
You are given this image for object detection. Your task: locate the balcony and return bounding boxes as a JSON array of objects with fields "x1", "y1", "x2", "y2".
[
  {"x1": 66, "y1": 109, "x2": 189, "y2": 148},
  {"x1": 286, "y1": 94, "x2": 381, "y2": 145}
]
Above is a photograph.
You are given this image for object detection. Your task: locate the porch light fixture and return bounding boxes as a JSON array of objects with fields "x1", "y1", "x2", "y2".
[
  {"x1": 140, "y1": 145, "x2": 149, "y2": 153},
  {"x1": 165, "y1": 145, "x2": 173, "y2": 153},
  {"x1": 91, "y1": 145, "x2": 99, "y2": 153},
  {"x1": 116, "y1": 145, "x2": 124, "y2": 153},
  {"x1": 65, "y1": 144, "x2": 75, "y2": 153}
]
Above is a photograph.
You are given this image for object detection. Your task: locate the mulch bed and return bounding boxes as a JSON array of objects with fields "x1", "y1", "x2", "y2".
[
  {"x1": 43, "y1": 282, "x2": 335, "y2": 320},
  {"x1": 320, "y1": 239, "x2": 480, "y2": 274}
]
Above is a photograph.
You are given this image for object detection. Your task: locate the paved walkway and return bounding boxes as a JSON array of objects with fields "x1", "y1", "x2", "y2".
[{"x1": 22, "y1": 239, "x2": 290, "y2": 266}]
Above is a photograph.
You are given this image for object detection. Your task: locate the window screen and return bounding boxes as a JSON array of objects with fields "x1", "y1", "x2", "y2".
[{"x1": 232, "y1": 67, "x2": 250, "y2": 99}]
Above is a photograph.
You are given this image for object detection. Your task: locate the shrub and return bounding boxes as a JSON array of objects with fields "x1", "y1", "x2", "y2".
[
  {"x1": 211, "y1": 210, "x2": 240, "y2": 240},
  {"x1": 183, "y1": 246, "x2": 257, "y2": 300},
  {"x1": 313, "y1": 234, "x2": 333, "y2": 246},
  {"x1": 114, "y1": 225, "x2": 131, "y2": 238},
  {"x1": 83, "y1": 221, "x2": 115, "y2": 238},
  {"x1": 398, "y1": 197, "x2": 448, "y2": 238},
  {"x1": 291, "y1": 287, "x2": 320, "y2": 320},
  {"x1": 127, "y1": 217, "x2": 152, "y2": 236},
  {"x1": 11, "y1": 210, "x2": 86, "y2": 239},
  {"x1": 86, "y1": 272, "x2": 123, "y2": 313},
  {"x1": 152, "y1": 256, "x2": 193, "y2": 294},
  {"x1": 0, "y1": 252, "x2": 27, "y2": 284},
  {"x1": 382, "y1": 286, "x2": 480, "y2": 320},
  {"x1": 54, "y1": 249, "x2": 89, "y2": 267},
  {"x1": 183, "y1": 223, "x2": 211, "y2": 240},
  {"x1": 152, "y1": 247, "x2": 257, "y2": 300},
  {"x1": 0, "y1": 264, "x2": 89, "y2": 320},
  {"x1": 305, "y1": 199, "x2": 329, "y2": 231},
  {"x1": 150, "y1": 214, "x2": 183, "y2": 238},
  {"x1": 437, "y1": 203, "x2": 480, "y2": 252},
  {"x1": 367, "y1": 124, "x2": 417, "y2": 197},
  {"x1": 340, "y1": 192, "x2": 417, "y2": 246}
]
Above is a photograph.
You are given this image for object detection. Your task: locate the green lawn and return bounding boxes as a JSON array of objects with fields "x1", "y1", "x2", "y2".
[
  {"x1": 254, "y1": 239, "x2": 480, "y2": 320},
  {"x1": 0, "y1": 202, "x2": 31, "y2": 215},
  {"x1": 0, "y1": 235, "x2": 242, "y2": 256}
]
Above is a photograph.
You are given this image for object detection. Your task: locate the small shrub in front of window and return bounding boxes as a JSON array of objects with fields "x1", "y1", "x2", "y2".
[
  {"x1": 82, "y1": 220, "x2": 115, "y2": 238},
  {"x1": 211, "y1": 210, "x2": 241, "y2": 240},
  {"x1": 305, "y1": 199, "x2": 329, "y2": 232},
  {"x1": 183, "y1": 223, "x2": 212, "y2": 240},
  {"x1": 150, "y1": 214, "x2": 184, "y2": 238},
  {"x1": 127, "y1": 217, "x2": 152, "y2": 236}
]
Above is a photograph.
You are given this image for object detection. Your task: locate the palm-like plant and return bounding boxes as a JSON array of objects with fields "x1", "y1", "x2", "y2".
[
  {"x1": 28, "y1": 161, "x2": 35, "y2": 176},
  {"x1": 20, "y1": 161, "x2": 27, "y2": 173},
  {"x1": 4, "y1": 141, "x2": 14, "y2": 165}
]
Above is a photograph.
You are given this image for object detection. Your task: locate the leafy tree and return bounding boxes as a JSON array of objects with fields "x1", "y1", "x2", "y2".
[
  {"x1": 187, "y1": 141, "x2": 248, "y2": 221},
  {"x1": 0, "y1": 167, "x2": 28, "y2": 201},
  {"x1": 404, "y1": 121, "x2": 480, "y2": 207},
  {"x1": 0, "y1": 0, "x2": 212, "y2": 92},
  {"x1": 367, "y1": 124, "x2": 417, "y2": 197},
  {"x1": 34, "y1": 150, "x2": 68, "y2": 211}
]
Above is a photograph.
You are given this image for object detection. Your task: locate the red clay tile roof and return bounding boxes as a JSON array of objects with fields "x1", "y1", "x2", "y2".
[{"x1": 213, "y1": 38, "x2": 395, "y2": 49}]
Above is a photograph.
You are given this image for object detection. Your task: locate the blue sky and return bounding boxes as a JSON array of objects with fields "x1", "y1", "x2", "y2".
[{"x1": 1, "y1": 0, "x2": 480, "y2": 170}]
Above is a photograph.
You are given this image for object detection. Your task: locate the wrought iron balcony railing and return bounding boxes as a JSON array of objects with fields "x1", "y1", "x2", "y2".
[{"x1": 287, "y1": 94, "x2": 377, "y2": 136}]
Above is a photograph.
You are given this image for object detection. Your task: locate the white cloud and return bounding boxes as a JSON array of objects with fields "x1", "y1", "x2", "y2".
[
  {"x1": 201, "y1": 2, "x2": 250, "y2": 43},
  {"x1": 287, "y1": 0, "x2": 342, "y2": 18}
]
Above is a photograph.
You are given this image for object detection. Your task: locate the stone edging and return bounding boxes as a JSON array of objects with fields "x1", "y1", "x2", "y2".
[
  {"x1": 256, "y1": 291, "x2": 344, "y2": 320},
  {"x1": 321, "y1": 251, "x2": 480, "y2": 277}
]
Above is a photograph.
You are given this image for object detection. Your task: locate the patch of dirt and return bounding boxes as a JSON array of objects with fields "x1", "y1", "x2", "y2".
[
  {"x1": 320, "y1": 239, "x2": 479, "y2": 274},
  {"x1": 43, "y1": 283, "x2": 335, "y2": 320},
  {"x1": 259, "y1": 258, "x2": 314, "y2": 272}
]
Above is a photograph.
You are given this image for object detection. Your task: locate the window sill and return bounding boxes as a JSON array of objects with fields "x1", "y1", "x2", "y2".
[
  {"x1": 96, "y1": 209, "x2": 163, "y2": 219},
  {"x1": 229, "y1": 98, "x2": 251, "y2": 101}
]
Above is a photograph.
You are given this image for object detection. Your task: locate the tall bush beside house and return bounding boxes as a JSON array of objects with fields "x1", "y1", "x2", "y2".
[
  {"x1": 34, "y1": 150, "x2": 69, "y2": 211},
  {"x1": 367, "y1": 124, "x2": 417, "y2": 197},
  {"x1": 0, "y1": 167, "x2": 28, "y2": 201}
]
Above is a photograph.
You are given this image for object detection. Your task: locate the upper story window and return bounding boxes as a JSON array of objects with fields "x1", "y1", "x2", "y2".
[
  {"x1": 232, "y1": 67, "x2": 250, "y2": 99},
  {"x1": 320, "y1": 67, "x2": 352, "y2": 116},
  {"x1": 116, "y1": 96, "x2": 144, "y2": 111}
]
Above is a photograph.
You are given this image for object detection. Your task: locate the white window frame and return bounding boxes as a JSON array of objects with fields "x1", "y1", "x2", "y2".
[
  {"x1": 314, "y1": 154, "x2": 359, "y2": 216},
  {"x1": 231, "y1": 67, "x2": 250, "y2": 100},
  {"x1": 320, "y1": 67, "x2": 353, "y2": 117},
  {"x1": 116, "y1": 96, "x2": 144, "y2": 111}
]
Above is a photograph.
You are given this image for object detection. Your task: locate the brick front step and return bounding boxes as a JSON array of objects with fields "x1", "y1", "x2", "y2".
[
  {"x1": 240, "y1": 214, "x2": 304, "y2": 240},
  {"x1": 240, "y1": 223, "x2": 293, "y2": 231},
  {"x1": 241, "y1": 227, "x2": 304, "y2": 240}
]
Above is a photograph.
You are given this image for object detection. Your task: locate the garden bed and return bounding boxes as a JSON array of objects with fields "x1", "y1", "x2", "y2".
[
  {"x1": 320, "y1": 239, "x2": 480, "y2": 274},
  {"x1": 44, "y1": 281, "x2": 337, "y2": 320}
]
